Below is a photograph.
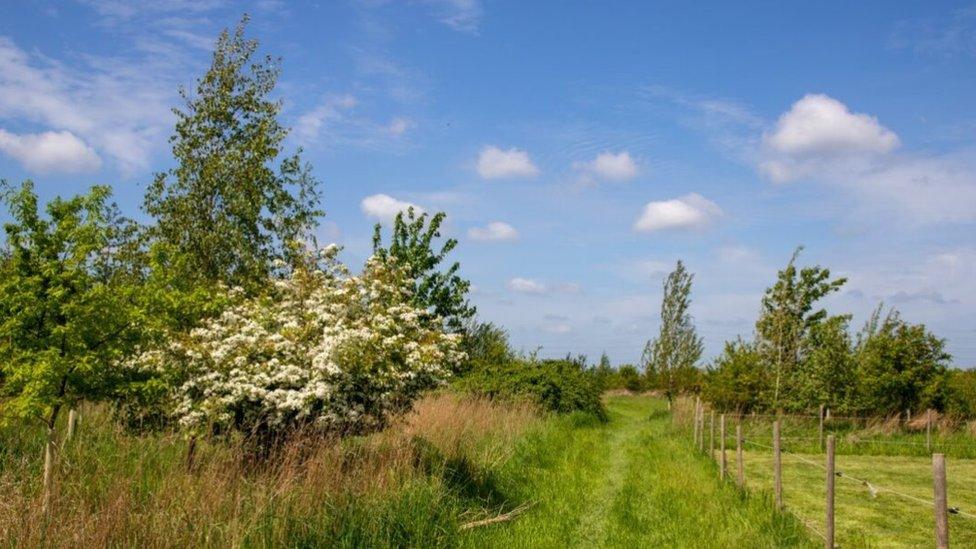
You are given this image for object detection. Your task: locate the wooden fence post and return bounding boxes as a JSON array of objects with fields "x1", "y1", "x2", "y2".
[
  {"x1": 933, "y1": 453, "x2": 949, "y2": 549},
  {"x1": 709, "y1": 411, "x2": 715, "y2": 459},
  {"x1": 693, "y1": 397, "x2": 701, "y2": 446},
  {"x1": 774, "y1": 419, "x2": 783, "y2": 510},
  {"x1": 736, "y1": 423, "x2": 745, "y2": 488},
  {"x1": 720, "y1": 414, "x2": 727, "y2": 480},
  {"x1": 66, "y1": 408, "x2": 78, "y2": 443},
  {"x1": 825, "y1": 435, "x2": 835, "y2": 549},
  {"x1": 926, "y1": 410, "x2": 933, "y2": 452},
  {"x1": 695, "y1": 404, "x2": 705, "y2": 452},
  {"x1": 819, "y1": 404, "x2": 825, "y2": 452}
]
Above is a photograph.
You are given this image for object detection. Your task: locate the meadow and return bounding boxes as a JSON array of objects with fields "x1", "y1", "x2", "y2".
[{"x1": 1, "y1": 394, "x2": 813, "y2": 548}]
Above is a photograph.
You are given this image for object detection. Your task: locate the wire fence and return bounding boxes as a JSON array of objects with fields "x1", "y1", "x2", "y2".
[{"x1": 677, "y1": 396, "x2": 975, "y2": 548}]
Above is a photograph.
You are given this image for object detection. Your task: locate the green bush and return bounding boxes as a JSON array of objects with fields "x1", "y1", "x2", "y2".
[{"x1": 456, "y1": 358, "x2": 606, "y2": 420}]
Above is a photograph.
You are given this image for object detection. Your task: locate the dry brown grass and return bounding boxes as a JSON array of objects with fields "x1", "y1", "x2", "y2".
[{"x1": 0, "y1": 392, "x2": 540, "y2": 548}]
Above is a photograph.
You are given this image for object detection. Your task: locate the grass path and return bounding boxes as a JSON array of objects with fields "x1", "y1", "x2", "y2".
[{"x1": 463, "y1": 395, "x2": 814, "y2": 548}]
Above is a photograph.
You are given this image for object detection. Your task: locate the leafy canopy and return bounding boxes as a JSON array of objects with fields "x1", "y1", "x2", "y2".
[
  {"x1": 372, "y1": 207, "x2": 474, "y2": 332},
  {"x1": 144, "y1": 16, "x2": 322, "y2": 292},
  {"x1": 0, "y1": 181, "x2": 144, "y2": 426}
]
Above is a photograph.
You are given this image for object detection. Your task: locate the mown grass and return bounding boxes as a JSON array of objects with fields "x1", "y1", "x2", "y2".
[
  {"x1": 464, "y1": 395, "x2": 814, "y2": 548},
  {"x1": 736, "y1": 449, "x2": 976, "y2": 548}
]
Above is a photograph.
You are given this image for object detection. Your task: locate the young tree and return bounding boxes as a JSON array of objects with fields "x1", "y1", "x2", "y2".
[
  {"x1": 642, "y1": 260, "x2": 703, "y2": 407},
  {"x1": 755, "y1": 247, "x2": 846, "y2": 410},
  {"x1": 144, "y1": 16, "x2": 322, "y2": 293},
  {"x1": 372, "y1": 208, "x2": 475, "y2": 332},
  {"x1": 703, "y1": 339, "x2": 766, "y2": 412},
  {"x1": 791, "y1": 315, "x2": 856, "y2": 412},
  {"x1": 854, "y1": 305, "x2": 951, "y2": 414},
  {"x1": 0, "y1": 181, "x2": 144, "y2": 511}
]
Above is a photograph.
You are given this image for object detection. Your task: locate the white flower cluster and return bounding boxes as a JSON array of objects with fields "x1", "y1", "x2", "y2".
[{"x1": 129, "y1": 250, "x2": 465, "y2": 436}]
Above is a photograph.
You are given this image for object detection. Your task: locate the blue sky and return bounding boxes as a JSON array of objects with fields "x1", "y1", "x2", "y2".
[{"x1": 2, "y1": 1, "x2": 975, "y2": 366}]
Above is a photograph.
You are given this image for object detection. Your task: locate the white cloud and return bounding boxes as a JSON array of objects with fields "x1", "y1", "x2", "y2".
[
  {"x1": 0, "y1": 31, "x2": 185, "y2": 174},
  {"x1": 633, "y1": 193, "x2": 722, "y2": 232},
  {"x1": 542, "y1": 322, "x2": 572, "y2": 334},
  {"x1": 360, "y1": 193, "x2": 424, "y2": 220},
  {"x1": 760, "y1": 94, "x2": 899, "y2": 182},
  {"x1": 468, "y1": 221, "x2": 518, "y2": 242},
  {"x1": 507, "y1": 277, "x2": 547, "y2": 294},
  {"x1": 554, "y1": 282, "x2": 582, "y2": 294},
  {"x1": 574, "y1": 151, "x2": 639, "y2": 182},
  {"x1": 295, "y1": 95, "x2": 358, "y2": 141},
  {"x1": 419, "y1": 0, "x2": 483, "y2": 33},
  {"x1": 477, "y1": 145, "x2": 539, "y2": 179},
  {"x1": 0, "y1": 129, "x2": 101, "y2": 173},
  {"x1": 387, "y1": 116, "x2": 413, "y2": 135}
]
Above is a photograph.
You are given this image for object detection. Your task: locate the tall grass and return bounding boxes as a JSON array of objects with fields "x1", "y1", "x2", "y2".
[{"x1": 0, "y1": 393, "x2": 539, "y2": 547}]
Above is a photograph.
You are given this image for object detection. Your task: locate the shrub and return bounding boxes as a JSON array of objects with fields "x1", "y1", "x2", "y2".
[
  {"x1": 457, "y1": 357, "x2": 606, "y2": 419},
  {"x1": 123, "y1": 248, "x2": 465, "y2": 444}
]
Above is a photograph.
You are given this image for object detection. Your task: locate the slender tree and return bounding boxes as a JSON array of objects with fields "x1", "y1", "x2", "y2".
[
  {"x1": 0, "y1": 181, "x2": 144, "y2": 512},
  {"x1": 372, "y1": 207, "x2": 475, "y2": 332},
  {"x1": 144, "y1": 15, "x2": 322, "y2": 292},
  {"x1": 643, "y1": 260, "x2": 703, "y2": 407},
  {"x1": 755, "y1": 247, "x2": 846, "y2": 409}
]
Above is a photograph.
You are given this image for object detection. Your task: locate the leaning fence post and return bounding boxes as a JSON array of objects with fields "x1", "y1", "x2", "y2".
[
  {"x1": 819, "y1": 404, "x2": 825, "y2": 452},
  {"x1": 736, "y1": 423, "x2": 745, "y2": 488},
  {"x1": 720, "y1": 414, "x2": 727, "y2": 480},
  {"x1": 774, "y1": 419, "x2": 783, "y2": 510},
  {"x1": 825, "y1": 435, "x2": 835, "y2": 549},
  {"x1": 933, "y1": 453, "x2": 949, "y2": 549}
]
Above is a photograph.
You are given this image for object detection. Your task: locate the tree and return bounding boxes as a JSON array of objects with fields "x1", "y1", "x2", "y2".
[
  {"x1": 703, "y1": 339, "x2": 766, "y2": 412},
  {"x1": 0, "y1": 181, "x2": 144, "y2": 510},
  {"x1": 791, "y1": 315, "x2": 856, "y2": 412},
  {"x1": 372, "y1": 208, "x2": 475, "y2": 332},
  {"x1": 854, "y1": 305, "x2": 951, "y2": 414},
  {"x1": 755, "y1": 247, "x2": 846, "y2": 410},
  {"x1": 144, "y1": 16, "x2": 322, "y2": 293},
  {"x1": 642, "y1": 260, "x2": 703, "y2": 407}
]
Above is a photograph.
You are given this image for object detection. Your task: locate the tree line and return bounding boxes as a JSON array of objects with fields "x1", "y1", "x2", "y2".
[{"x1": 634, "y1": 249, "x2": 972, "y2": 417}]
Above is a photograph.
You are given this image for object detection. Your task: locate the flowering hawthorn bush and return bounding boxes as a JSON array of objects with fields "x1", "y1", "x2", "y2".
[{"x1": 126, "y1": 247, "x2": 465, "y2": 439}]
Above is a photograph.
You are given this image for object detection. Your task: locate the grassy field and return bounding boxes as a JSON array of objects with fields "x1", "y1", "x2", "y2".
[
  {"x1": 733, "y1": 448, "x2": 976, "y2": 547},
  {"x1": 1, "y1": 393, "x2": 541, "y2": 547},
  {"x1": 464, "y1": 396, "x2": 813, "y2": 548},
  {"x1": 2, "y1": 393, "x2": 812, "y2": 547}
]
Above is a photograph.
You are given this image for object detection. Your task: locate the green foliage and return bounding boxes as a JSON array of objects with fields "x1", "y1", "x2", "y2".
[
  {"x1": 372, "y1": 208, "x2": 474, "y2": 332},
  {"x1": 853, "y1": 306, "x2": 950, "y2": 414},
  {"x1": 754, "y1": 247, "x2": 846, "y2": 409},
  {"x1": 790, "y1": 314, "x2": 856, "y2": 412},
  {"x1": 643, "y1": 260, "x2": 703, "y2": 403},
  {"x1": 143, "y1": 16, "x2": 322, "y2": 293},
  {"x1": 617, "y1": 364, "x2": 644, "y2": 392},
  {"x1": 945, "y1": 369, "x2": 976, "y2": 417},
  {"x1": 460, "y1": 321, "x2": 512, "y2": 374},
  {"x1": 702, "y1": 339, "x2": 767, "y2": 412},
  {"x1": 458, "y1": 357, "x2": 606, "y2": 418},
  {"x1": 0, "y1": 181, "x2": 144, "y2": 427}
]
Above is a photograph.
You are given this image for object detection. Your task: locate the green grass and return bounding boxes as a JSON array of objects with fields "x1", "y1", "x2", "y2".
[
  {"x1": 736, "y1": 449, "x2": 976, "y2": 548},
  {"x1": 462, "y1": 396, "x2": 814, "y2": 548},
  {"x1": 2, "y1": 395, "x2": 812, "y2": 547}
]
